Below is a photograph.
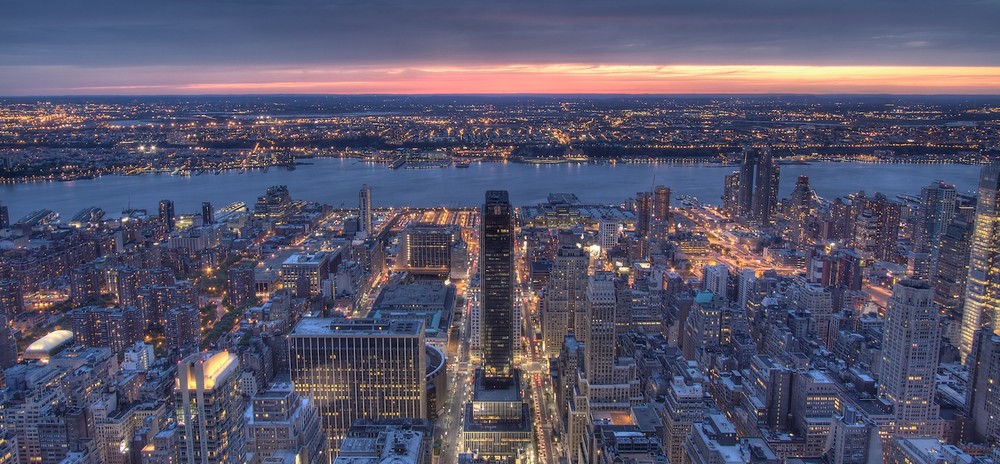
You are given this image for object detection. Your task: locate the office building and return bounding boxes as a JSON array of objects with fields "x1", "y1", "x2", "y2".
[
  {"x1": 684, "y1": 414, "x2": 779, "y2": 464},
  {"x1": 280, "y1": 252, "x2": 331, "y2": 297},
  {"x1": 878, "y1": 280, "x2": 941, "y2": 435},
  {"x1": 966, "y1": 327, "x2": 1000, "y2": 445},
  {"x1": 247, "y1": 383, "x2": 326, "y2": 464},
  {"x1": 288, "y1": 318, "x2": 426, "y2": 451},
  {"x1": 398, "y1": 224, "x2": 461, "y2": 276},
  {"x1": 480, "y1": 190, "x2": 515, "y2": 384},
  {"x1": 159, "y1": 200, "x2": 175, "y2": 232},
  {"x1": 887, "y1": 437, "x2": 973, "y2": 464},
  {"x1": 462, "y1": 190, "x2": 531, "y2": 461},
  {"x1": 827, "y1": 406, "x2": 874, "y2": 464},
  {"x1": 960, "y1": 162, "x2": 1000, "y2": 359},
  {"x1": 176, "y1": 351, "x2": 246, "y2": 464},
  {"x1": 662, "y1": 377, "x2": 707, "y2": 464},
  {"x1": 334, "y1": 420, "x2": 433, "y2": 464},
  {"x1": 359, "y1": 184, "x2": 372, "y2": 234},
  {"x1": 541, "y1": 243, "x2": 588, "y2": 357},
  {"x1": 598, "y1": 218, "x2": 619, "y2": 251}
]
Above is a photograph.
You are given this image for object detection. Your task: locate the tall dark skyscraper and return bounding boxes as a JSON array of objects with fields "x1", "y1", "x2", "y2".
[
  {"x1": 481, "y1": 190, "x2": 514, "y2": 385},
  {"x1": 733, "y1": 146, "x2": 780, "y2": 225},
  {"x1": 0, "y1": 202, "x2": 8, "y2": 229},
  {"x1": 159, "y1": 199, "x2": 175, "y2": 232},
  {"x1": 737, "y1": 147, "x2": 756, "y2": 217},
  {"x1": 202, "y1": 201, "x2": 215, "y2": 225},
  {"x1": 751, "y1": 147, "x2": 780, "y2": 225},
  {"x1": 635, "y1": 191, "x2": 653, "y2": 239}
]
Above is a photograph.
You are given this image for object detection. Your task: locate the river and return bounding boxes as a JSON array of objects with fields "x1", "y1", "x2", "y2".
[{"x1": 0, "y1": 159, "x2": 984, "y2": 221}]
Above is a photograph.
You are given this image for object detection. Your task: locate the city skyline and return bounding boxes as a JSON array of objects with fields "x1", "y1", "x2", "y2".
[{"x1": 3, "y1": 1, "x2": 1000, "y2": 95}]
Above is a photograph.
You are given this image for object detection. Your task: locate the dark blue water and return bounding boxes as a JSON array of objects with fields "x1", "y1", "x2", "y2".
[{"x1": 0, "y1": 159, "x2": 983, "y2": 220}]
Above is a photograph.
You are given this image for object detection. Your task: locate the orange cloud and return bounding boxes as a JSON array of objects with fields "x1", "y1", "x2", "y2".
[{"x1": 66, "y1": 64, "x2": 1000, "y2": 94}]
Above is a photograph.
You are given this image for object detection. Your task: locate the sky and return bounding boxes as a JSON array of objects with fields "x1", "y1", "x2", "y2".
[{"x1": 2, "y1": 0, "x2": 999, "y2": 95}]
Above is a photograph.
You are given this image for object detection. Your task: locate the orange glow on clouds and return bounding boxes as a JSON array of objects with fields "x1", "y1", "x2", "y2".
[{"x1": 64, "y1": 64, "x2": 1000, "y2": 94}]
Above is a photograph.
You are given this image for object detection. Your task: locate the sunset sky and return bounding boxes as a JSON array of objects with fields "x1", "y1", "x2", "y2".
[{"x1": 3, "y1": 0, "x2": 999, "y2": 95}]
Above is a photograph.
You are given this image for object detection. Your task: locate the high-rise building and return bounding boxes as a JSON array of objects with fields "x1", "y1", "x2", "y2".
[
  {"x1": 68, "y1": 306, "x2": 143, "y2": 354},
  {"x1": 751, "y1": 147, "x2": 780, "y2": 226},
  {"x1": 827, "y1": 405, "x2": 873, "y2": 464},
  {"x1": 635, "y1": 191, "x2": 653, "y2": 238},
  {"x1": 227, "y1": 265, "x2": 257, "y2": 310},
  {"x1": 481, "y1": 190, "x2": 514, "y2": 384},
  {"x1": 288, "y1": 318, "x2": 426, "y2": 451},
  {"x1": 909, "y1": 181, "x2": 956, "y2": 279},
  {"x1": 653, "y1": 185, "x2": 671, "y2": 221},
  {"x1": 702, "y1": 265, "x2": 729, "y2": 299},
  {"x1": 878, "y1": 280, "x2": 941, "y2": 435},
  {"x1": 960, "y1": 162, "x2": 1000, "y2": 359},
  {"x1": 159, "y1": 200, "x2": 175, "y2": 232},
  {"x1": 202, "y1": 202, "x2": 215, "y2": 225},
  {"x1": 0, "y1": 202, "x2": 8, "y2": 229},
  {"x1": 541, "y1": 243, "x2": 588, "y2": 357},
  {"x1": 662, "y1": 377, "x2": 706, "y2": 464},
  {"x1": 933, "y1": 220, "x2": 973, "y2": 314},
  {"x1": 176, "y1": 351, "x2": 246, "y2": 464},
  {"x1": 722, "y1": 171, "x2": 741, "y2": 218},
  {"x1": 853, "y1": 192, "x2": 902, "y2": 262},
  {"x1": 359, "y1": 184, "x2": 372, "y2": 234},
  {"x1": 787, "y1": 175, "x2": 816, "y2": 246},
  {"x1": 584, "y1": 272, "x2": 618, "y2": 384},
  {"x1": 966, "y1": 327, "x2": 1000, "y2": 445},
  {"x1": 399, "y1": 224, "x2": 460, "y2": 276},
  {"x1": 247, "y1": 383, "x2": 327, "y2": 464},
  {"x1": 253, "y1": 185, "x2": 292, "y2": 221},
  {"x1": 737, "y1": 147, "x2": 757, "y2": 217},
  {"x1": 598, "y1": 218, "x2": 619, "y2": 250},
  {"x1": 463, "y1": 190, "x2": 531, "y2": 461},
  {"x1": 164, "y1": 305, "x2": 201, "y2": 356}
]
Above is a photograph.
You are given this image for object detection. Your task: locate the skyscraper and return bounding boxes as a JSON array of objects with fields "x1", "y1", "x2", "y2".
[
  {"x1": 909, "y1": 181, "x2": 956, "y2": 279},
  {"x1": 463, "y1": 191, "x2": 531, "y2": 461},
  {"x1": 737, "y1": 147, "x2": 756, "y2": 217},
  {"x1": 878, "y1": 279, "x2": 941, "y2": 435},
  {"x1": 960, "y1": 162, "x2": 1000, "y2": 359},
  {"x1": 159, "y1": 199, "x2": 175, "y2": 232},
  {"x1": 584, "y1": 272, "x2": 618, "y2": 384},
  {"x1": 481, "y1": 190, "x2": 514, "y2": 384},
  {"x1": 541, "y1": 242, "x2": 588, "y2": 357},
  {"x1": 751, "y1": 147, "x2": 780, "y2": 225},
  {"x1": 0, "y1": 202, "x2": 8, "y2": 229},
  {"x1": 359, "y1": 184, "x2": 372, "y2": 234},
  {"x1": 653, "y1": 185, "x2": 671, "y2": 221},
  {"x1": 635, "y1": 191, "x2": 653, "y2": 238},
  {"x1": 201, "y1": 201, "x2": 215, "y2": 225},
  {"x1": 966, "y1": 327, "x2": 1000, "y2": 445},
  {"x1": 288, "y1": 318, "x2": 426, "y2": 451},
  {"x1": 722, "y1": 172, "x2": 741, "y2": 218},
  {"x1": 176, "y1": 351, "x2": 246, "y2": 464}
]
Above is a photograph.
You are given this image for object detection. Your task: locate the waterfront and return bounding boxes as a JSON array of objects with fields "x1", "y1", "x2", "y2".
[{"x1": 0, "y1": 158, "x2": 984, "y2": 220}]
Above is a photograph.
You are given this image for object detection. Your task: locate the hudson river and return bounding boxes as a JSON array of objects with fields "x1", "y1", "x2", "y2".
[{"x1": 0, "y1": 159, "x2": 984, "y2": 220}]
